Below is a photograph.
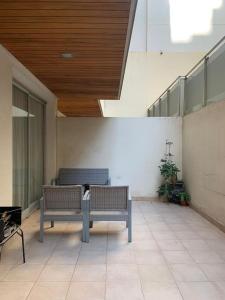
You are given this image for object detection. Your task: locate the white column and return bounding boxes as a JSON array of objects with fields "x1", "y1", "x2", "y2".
[{"x1": 0, "y1": 50, "x2": 13, "y2": 205}]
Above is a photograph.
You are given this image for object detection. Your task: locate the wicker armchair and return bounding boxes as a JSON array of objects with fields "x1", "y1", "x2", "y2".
[
  {"x1": 84, "y1": 186, "x2": 132, "y2": 242},
  {"x1": 40, "y1": 185, "x2": 85, "y2": 242}
]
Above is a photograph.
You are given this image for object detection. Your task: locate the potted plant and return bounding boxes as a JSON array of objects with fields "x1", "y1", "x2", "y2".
[
  {"x1": 158, "y1": 140, "x2": 180, "y2": 201},
  {"x1": 158, "y1": 160, "x2": 180, "y2": 184},
  {"x1": 179, "y1": 191, "x2": 190, "y2": 206}
]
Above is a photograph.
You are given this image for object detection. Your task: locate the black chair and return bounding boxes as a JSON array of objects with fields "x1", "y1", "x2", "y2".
[{"x1": 0, "y1": 207, "x2": 25, "y2": 263}]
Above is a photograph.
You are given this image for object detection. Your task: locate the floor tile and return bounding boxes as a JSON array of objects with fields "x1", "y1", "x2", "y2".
[
  {"x1": 132, "y1": 240, "x2": 158, "y2": 251},
  {"x1": 67, "y1": 282, "x2": 105, "y2": 300},
  {"x1": 72, "y1": 264, "x2": 106, "y2": 282},
  {"x1": 133, "y1": 230, "x2": 154, "y2": 241},
  {"x1": 4, "y1": 264, "x2": 44, "y2": 282},
  {"x1": 206, "y1": 239, "x2": 225, "y2": 251},
  {"x1": 178, "y1": 282, "x2": 223, "y2": 300},
  {"x1": 163, "y1": 251, "x2": 194, "y2": 264},
  {"x1": 170, "y1": 263, "x2": 208, "y2": 282},
  {"x1": 107, "y1": 248, "x2": 136, "y2": 264},
  {"x1": 152, "y1": 231, "x2": 177, "y2": 240},
  {"x1": 142, "y1": 282, "x2": 183, "y2": 300},
  {"x1": 149, "y1": 222, "x2": 170, "y2": 231},
  {"x1": 200, "y1": 264, "x2": 225, "y2": 281},
  {"x1": 0, "y1": 282, "x2": 33, "y2": 300},
  {"x1": 38, "y1": 264, "x2": 74, "y2": 282},
  {"x1": 139, "y1": 264, "x2": 174, "y2": 283},
  {"x1": 169, "y1": 224, "x2": 190, "y2": 231},
  {"x1": 47, "y1": 249, "x2": 79, "y2": 265},
  {"x1": 77, "y1": 250, "x2": 106, "y2": 265},
  {"x1": 157, "y1": 240, "x2": 185, "y2": 251},
  {"x1": 135, "y1": 250, "x2": 166, "y2": 265},
  {"x1": 175, "y1": 231, "x2": 200, "y2": 240},
  {"x1": 106, "y1": 280, "x2": 144, "y2": 300},
  {"x1": 0, "y1": 264, "x2": 14, "y2": 280},
  {"x1": 182, "y1": 239, "x2": 210, "y2": 250},
  {"x1": 27, "y1": 282, "x2": 69, "y2": 300},
  {"x1": 81, "y1": 236, "x2": 107, "y2": 251},
  {"x1": 214, "y1": 281, "x2": 225, "y2": 298},
  {"x1": 189, "y1": 250, "x2": 224, "y2": 263},
  {"x1": 107, "y1": 264, "x2": 139, "y2": 281}
]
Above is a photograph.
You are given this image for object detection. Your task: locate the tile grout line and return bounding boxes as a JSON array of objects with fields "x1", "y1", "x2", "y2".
[{"x1": 64, "y1": 224, "x2": 83, "y2": 300}]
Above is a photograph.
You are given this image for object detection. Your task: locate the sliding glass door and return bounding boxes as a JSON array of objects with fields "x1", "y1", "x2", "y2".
[
  {"x1": 29, "y1": 96, "x2": 45, "y2": 206},
  {"x1": 13, "y1": 84, "x2": 45, "y2": 212},
  {"x1": 13, "y1": 86, "x2": 29, "y2": 210}
]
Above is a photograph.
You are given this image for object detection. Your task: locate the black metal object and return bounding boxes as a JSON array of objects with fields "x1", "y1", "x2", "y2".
[
  {"x1": 0, "y1": 207, "x2": 25, "y2": 263},
  {"x1": 169, "y1": 181, "x2": 185, "y2": 204}
]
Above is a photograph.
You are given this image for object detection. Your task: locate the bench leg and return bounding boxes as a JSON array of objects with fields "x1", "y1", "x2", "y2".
[
  {"x1": 82, "y1": 215, "x2": 86, "y2": 242},
  {"x1": 89, "y1": 221, "x2": 93, "y2": 228},
  {"x1": 50, "y1": 221, "x2": 54, "y2": 228},
  {"x1": 128, "y1": 201, "x2": 132, "y2": 242},
  {"x1": 40, "y1": 215, "x2": 44, "y2": 243},
  {"x1": 128, "y1": 218, "x2": 132, "y2": 242},
  {"x1": 20, "y1": 229, "x2": 26, "y2": 263}
]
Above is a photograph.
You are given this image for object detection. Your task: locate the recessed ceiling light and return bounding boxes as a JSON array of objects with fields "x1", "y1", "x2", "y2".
[{"x1": 61, "y1": 52, "x2": 73, "y2": 59}]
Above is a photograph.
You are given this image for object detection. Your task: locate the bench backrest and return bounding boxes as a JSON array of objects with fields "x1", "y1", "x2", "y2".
[
  {"x1": 43, "y1": 185, "x2": 82, "y2": 210},
  {"x1": 57, "y1": 168, "x2": 110, "y2": 185},
  {"x1": 89, "y1": 186, "x2": 129, "y2": 210}
]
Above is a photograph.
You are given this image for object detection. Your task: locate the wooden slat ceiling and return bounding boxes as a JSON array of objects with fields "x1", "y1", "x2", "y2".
[{"x1": 0, "y1": 0, "x2": 137, "y2": 116}]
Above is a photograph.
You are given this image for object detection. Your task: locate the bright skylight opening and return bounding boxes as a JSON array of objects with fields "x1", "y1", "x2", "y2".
[{"x1": 169, "y1": 0, "x2": 222, "y2": 43}]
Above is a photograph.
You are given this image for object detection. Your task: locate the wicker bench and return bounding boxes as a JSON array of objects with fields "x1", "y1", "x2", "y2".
[
  {"x1": 40, "y1": 185, "x2": 86, "y2": 242},
  {"x1": 54, "y1": 168, "x2": 110, "y2": 186},
  {"x1": 84, "y1": 186, "x2": 132, "y2": 242}
]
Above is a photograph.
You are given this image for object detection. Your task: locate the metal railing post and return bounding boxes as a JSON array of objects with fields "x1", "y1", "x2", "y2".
[
  {"x1": 166, "y1": 90, "x2": 170, "y2": 116},
  {"x1": 203, "y1": 57, "x2": 209, "y2": 107},
  {"x1": 159, "y1": 98, "x2": 161, "y2": 116},
  {"x1": 179, "y1": 77, "x2": 185, "y2": 116}
]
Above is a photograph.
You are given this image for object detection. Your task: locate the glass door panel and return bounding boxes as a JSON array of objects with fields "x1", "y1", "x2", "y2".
[
  {"x1": 13, "y1": 86, "x2": 29, "y2": 210},
  {"x1": 29, "y1": 97, "x2": 45, "y2": 205}
]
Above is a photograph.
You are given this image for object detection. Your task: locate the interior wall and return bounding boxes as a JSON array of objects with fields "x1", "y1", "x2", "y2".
[
  {"x1": 57, "y1": 117, "x2": 182, "y2": 197},
  {"x1": 183, "y1": 100, "x2": 225, "y2": 227},
  {"x1": 0, "y1": 45, "x2": 57, "y2": 205}
]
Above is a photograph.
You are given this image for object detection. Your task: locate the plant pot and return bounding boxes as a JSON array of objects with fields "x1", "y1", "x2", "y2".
[
  {"x1": 159, "y1": 194, "x2": 168, "y2": 202},
  {"x1": 180, "y1": 199, "x2": 188, "y2": 206}
]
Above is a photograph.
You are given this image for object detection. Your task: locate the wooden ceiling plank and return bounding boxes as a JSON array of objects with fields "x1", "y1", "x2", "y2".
[
  {"x1": 0, "y1": 2, "x2": 129, "y2": 11},
  {"x1": 0, "y1": 9, "x2": 129, "y2": 17},
  {"x1": 0, "y1": 16, "x2": 129, "y2": 24}
]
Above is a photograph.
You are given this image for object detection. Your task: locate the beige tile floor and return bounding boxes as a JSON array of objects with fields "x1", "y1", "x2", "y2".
[{"x1": 1, "y1": 200, "x2": 225, "y2": 299}]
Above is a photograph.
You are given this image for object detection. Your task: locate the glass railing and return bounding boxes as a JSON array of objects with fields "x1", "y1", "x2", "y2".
[{"x1": 147, "y1": 36, "x2": 225, "y2": 117}]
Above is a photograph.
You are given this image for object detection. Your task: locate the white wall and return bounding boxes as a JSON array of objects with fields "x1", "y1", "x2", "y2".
[
  {"x1": 0, "y1": 51, "x2": 13, "y2": 205},
  {"x1": 102, "y1": 51, "x2": 204, "y2": 117},
  {"x1": 0, "y1": 45, "x2": 57, "y2": 205},
  {"x1": 57, "y1": 117, "x2": 182, "y2": 197},
  {"x1": 183, "y1": 100, "x2": 225, "y2": 227}
]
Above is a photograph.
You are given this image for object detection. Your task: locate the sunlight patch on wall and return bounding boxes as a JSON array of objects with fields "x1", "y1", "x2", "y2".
[{"x1": 169, "y1": 0, "x2": 222, "y2": 43}]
